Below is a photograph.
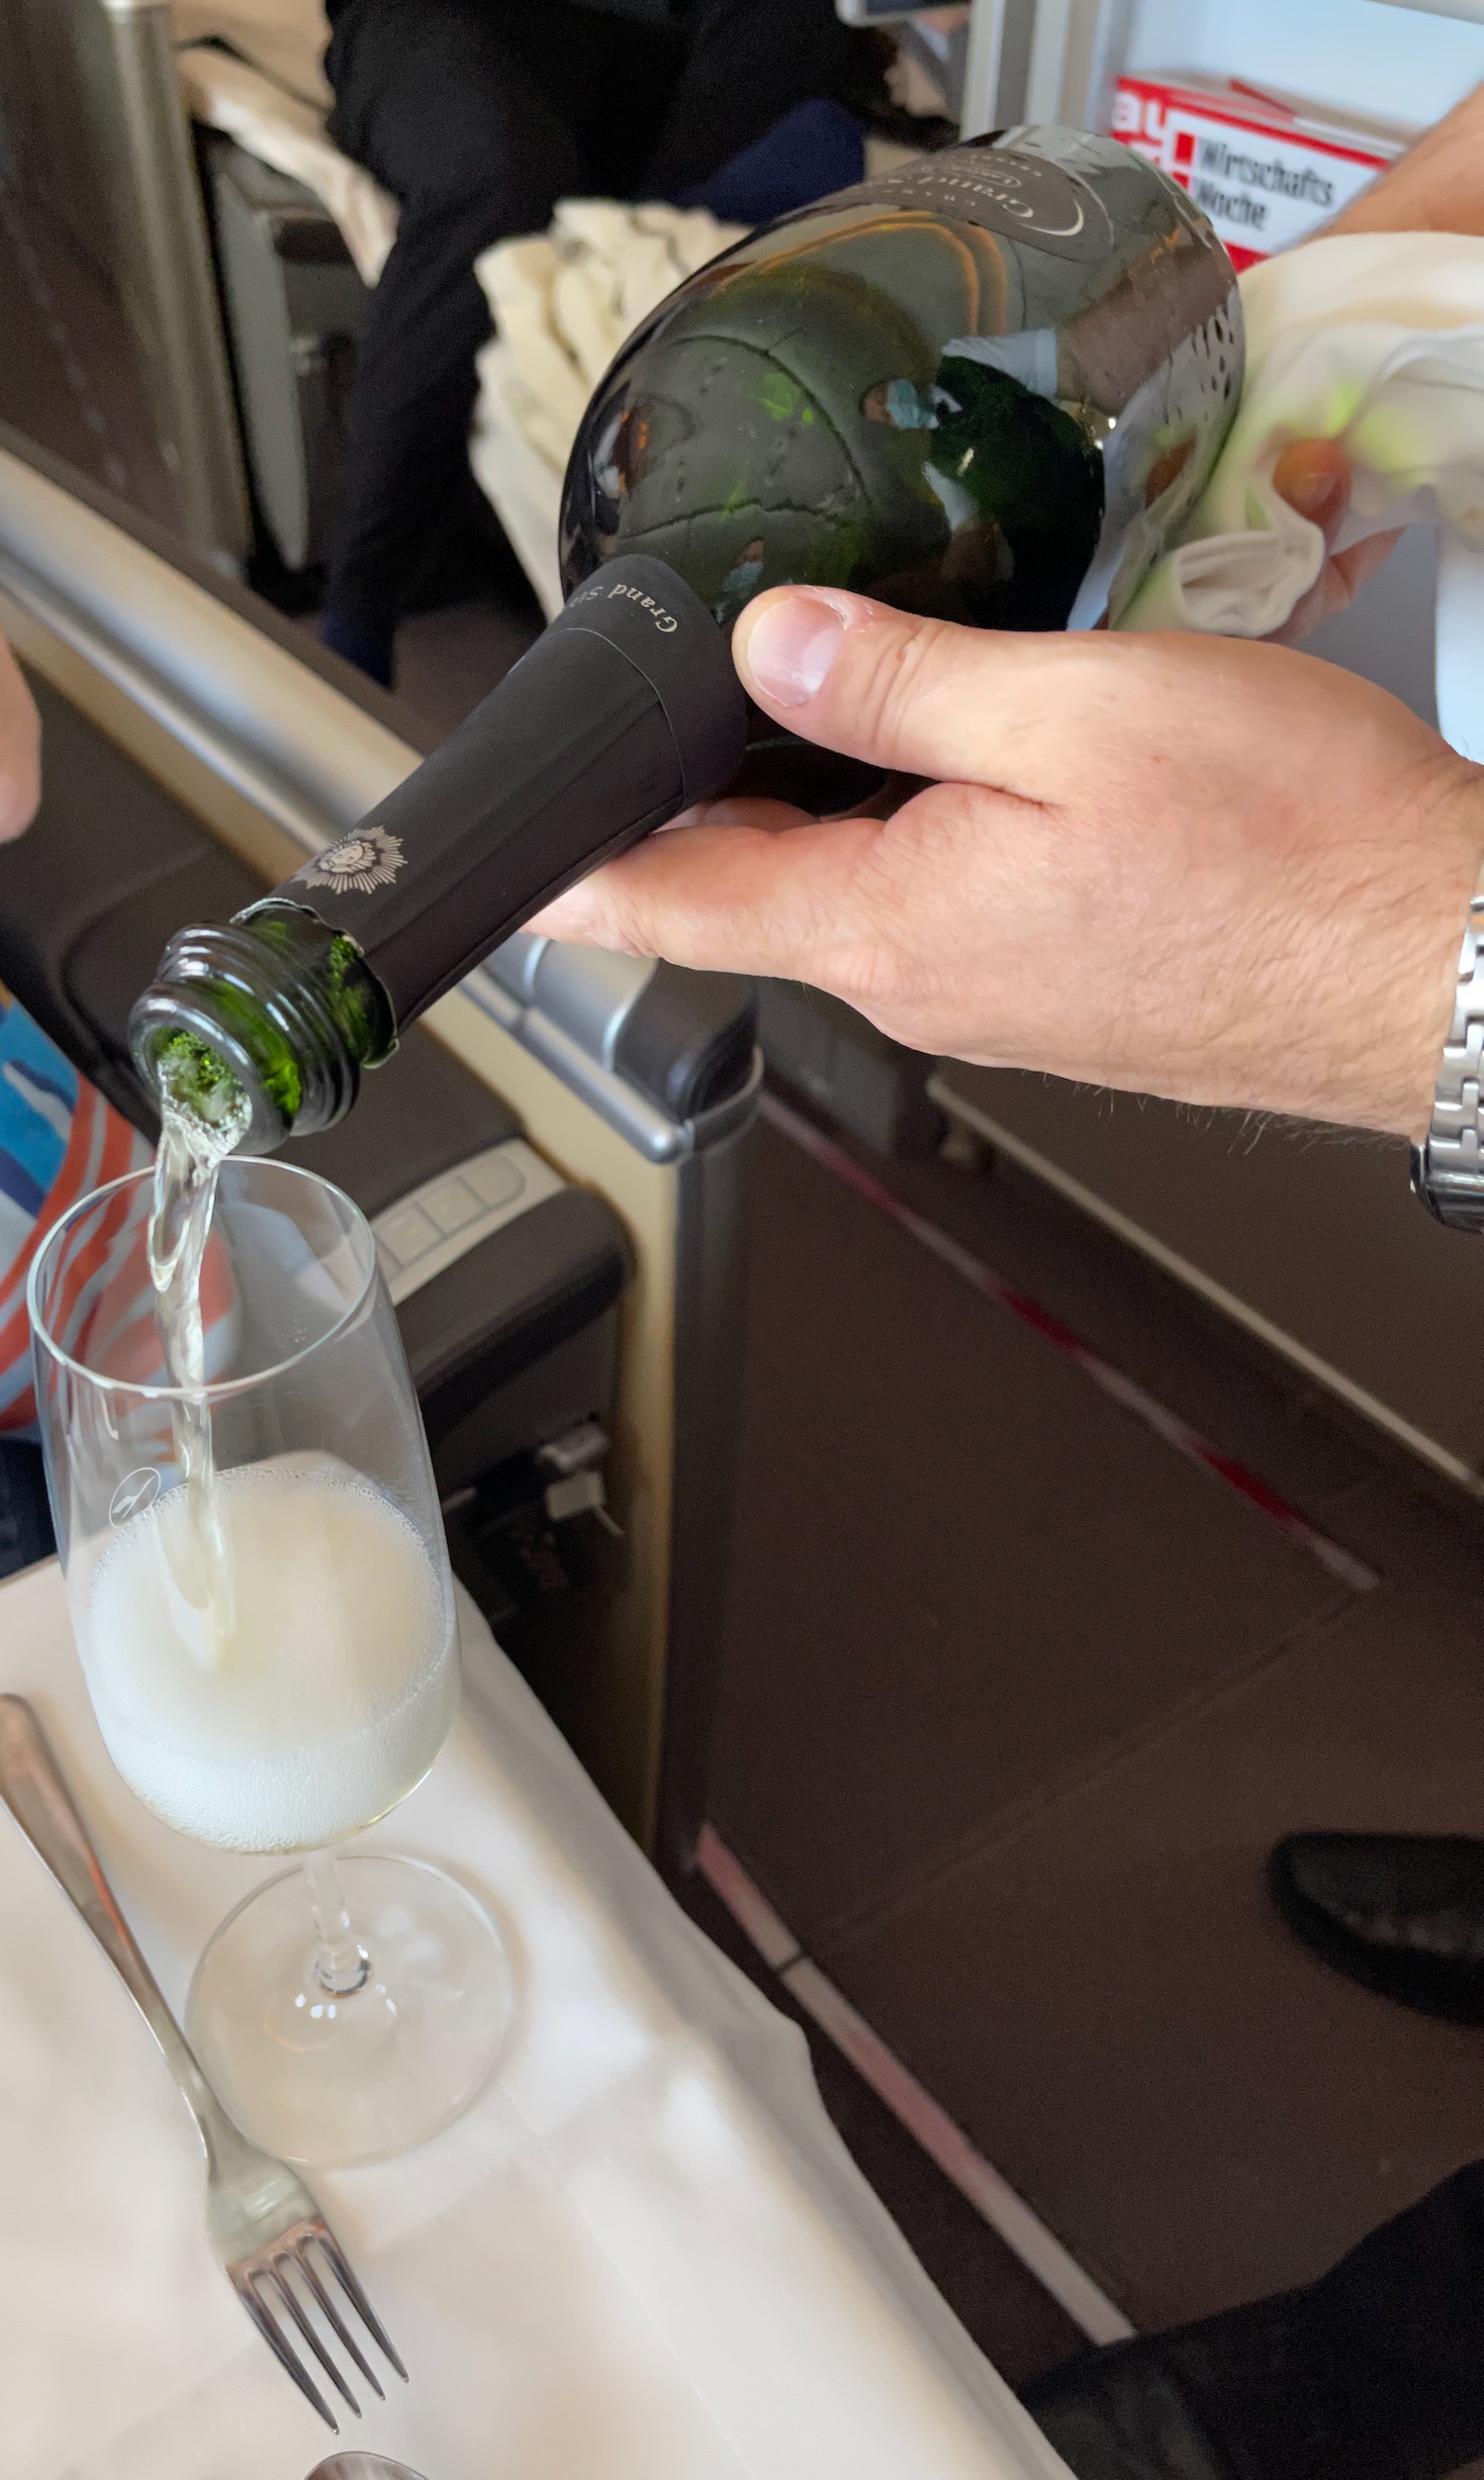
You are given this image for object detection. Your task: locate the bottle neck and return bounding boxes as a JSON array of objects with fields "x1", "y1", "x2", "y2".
[
  {"x1": 131, "y1": 903, "x2": 396, "y2": 1155},
  {"x1": 269, "y1": 557, "x2": 747, "y2": 1029},
  {"x1": 129, "y1": 556, "x2": 746, "y2": 1154}
]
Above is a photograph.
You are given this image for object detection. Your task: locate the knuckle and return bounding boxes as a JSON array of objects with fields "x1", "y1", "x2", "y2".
[
  {"x1": 831, "y1": 611, "x2": 952, "y2": 759},
  {"x1": 590, "y1": 878, "x2": 654, "y2": 958}
]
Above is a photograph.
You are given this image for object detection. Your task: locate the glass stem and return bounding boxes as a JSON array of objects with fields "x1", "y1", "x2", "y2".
[{"x1": 303, "y1": 1847, "x2": 371, "y2": 1997}]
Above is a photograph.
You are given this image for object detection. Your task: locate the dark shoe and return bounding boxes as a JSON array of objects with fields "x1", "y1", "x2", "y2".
[{"x1": 1269, "y1": 1832, "x2": 1484, "y2": 2025}]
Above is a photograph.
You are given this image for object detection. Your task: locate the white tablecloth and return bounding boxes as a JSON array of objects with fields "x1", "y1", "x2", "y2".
[{"x1": 0, "y1": 1559, "x2": 1067, "y2": 2480}]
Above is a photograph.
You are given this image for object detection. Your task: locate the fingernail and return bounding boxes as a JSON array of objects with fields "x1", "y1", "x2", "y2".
[
  {"x1": 738, "y1": 592, "x2": 848, "y2": 708},
  {"x1": 1271, "y1": 439, "x2": 1349, "y2": 533}
]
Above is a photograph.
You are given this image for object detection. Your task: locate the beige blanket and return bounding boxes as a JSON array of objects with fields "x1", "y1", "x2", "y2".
[{"x1": 470, "y1": 202, "x2": 745, "y2": 614}]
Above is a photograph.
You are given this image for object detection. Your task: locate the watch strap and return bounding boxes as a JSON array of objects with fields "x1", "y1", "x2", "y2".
[{"x1": 1412, "y1": 860, "x2": 1484, "y2": 1231}]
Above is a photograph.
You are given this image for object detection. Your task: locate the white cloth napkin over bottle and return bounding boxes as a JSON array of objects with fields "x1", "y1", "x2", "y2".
[
  {"x1": 1118, "y1": 232, "x2": 1484, "y2": 758},
  {"x1": 0, "y1": 1561, "x2": 1068, "y2": 2480}
]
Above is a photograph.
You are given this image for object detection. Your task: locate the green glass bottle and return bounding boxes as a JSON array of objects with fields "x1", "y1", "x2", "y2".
[
  {"x1": 133, "y1": 127, "x2": 1241, "y2": 1154},
  {"x1": 560, "y1": 126, "x2": 1240, "y2": 635}
]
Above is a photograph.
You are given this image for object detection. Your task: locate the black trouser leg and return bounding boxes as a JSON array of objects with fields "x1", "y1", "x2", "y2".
[
  {"x1": 641, "y1": 0, "x2": 869, "y2": 199},
  {"x1": 322, "y1": 0, "x2": 871, "y2": 650},
  {"x1": 323, "y1": 0, "x2": 604, "y2": 643},
  {"x1": 1021, "y1": 2163, "x2": 1484, "y2": 2480}
]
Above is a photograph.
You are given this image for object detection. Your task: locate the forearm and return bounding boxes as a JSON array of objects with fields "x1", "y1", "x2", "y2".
[{"x1": 1330, "y1": 79, "x2": 1484, "y2": 236}]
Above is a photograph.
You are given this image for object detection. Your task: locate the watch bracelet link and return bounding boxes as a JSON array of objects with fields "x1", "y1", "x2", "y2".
[{"x1": 1413, "y1": 859, "x2": 1484, "y2": 1230}]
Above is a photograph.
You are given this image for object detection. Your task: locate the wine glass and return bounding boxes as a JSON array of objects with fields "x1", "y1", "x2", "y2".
[{"x1": 29, "y1": 1158, "x2": 511, "y2": 2167}]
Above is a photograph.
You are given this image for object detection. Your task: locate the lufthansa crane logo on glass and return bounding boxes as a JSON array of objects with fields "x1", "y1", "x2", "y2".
[
  {"x1": 303, "y1": 826, "x2": 406, "y2": 896},
  {"x1": 110, "y1": 1468, "x2": 160, "y2": 1525}
]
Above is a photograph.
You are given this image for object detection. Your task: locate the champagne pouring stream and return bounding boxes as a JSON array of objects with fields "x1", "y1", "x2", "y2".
[
  {"x1": 149, "y1": 1051, "x2": 378, "y2": 2011},
  {"x1": 146, "y1": 1042, "x2": 250, "y2": 1656},
  {"x1": 146, "y1": 1049, "x2": 384, "y2": 2004}
]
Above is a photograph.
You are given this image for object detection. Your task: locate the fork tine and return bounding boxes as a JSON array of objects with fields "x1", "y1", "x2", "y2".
[
  {"x1": 232, "y1": 2270, "x2": 338, "y2": 2433},
  {"x1": 315, "y1": 2227, "x2": 410, "y2": 2383},
  {"x1": 264, "y1": 2259, "x2": 361, "y2": 2418},
  {"x1": 296, "y1": 2243, "x2": 385, "y2": 2400}
]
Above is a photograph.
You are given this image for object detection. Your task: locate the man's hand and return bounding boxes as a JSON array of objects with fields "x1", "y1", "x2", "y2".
[
  {"x1": 530, "y1": 586, "x2": 1484, "y2": 1140},
  {"x1": 0, "y1": 639, "x2": 40, "y2": 843}
]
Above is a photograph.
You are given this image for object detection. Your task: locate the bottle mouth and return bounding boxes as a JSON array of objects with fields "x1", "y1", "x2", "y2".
[
  {"x1": 128, "y1": 917, "x2": 362, "y2": 1155},
  {"x1": 130, "y1": 991, "x2": 284, "y2": 1157}
]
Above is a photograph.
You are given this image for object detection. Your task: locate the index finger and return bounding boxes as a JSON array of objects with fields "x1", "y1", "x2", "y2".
[{"x1": 523, "y1": 810, "x2": 882, "y2": 978}]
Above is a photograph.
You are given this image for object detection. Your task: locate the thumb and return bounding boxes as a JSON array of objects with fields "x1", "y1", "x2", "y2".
[{"x1": 732, "y1": 586, "x2": 1050, "y2": 788}]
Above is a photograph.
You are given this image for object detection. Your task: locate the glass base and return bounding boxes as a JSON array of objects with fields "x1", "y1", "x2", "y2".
[{"x1": 186, "y1": 1854, "x2": 511, "y2": 2167}]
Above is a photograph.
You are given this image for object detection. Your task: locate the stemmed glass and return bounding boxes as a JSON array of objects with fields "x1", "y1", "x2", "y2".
[{"x1": 29, "y1": 1159, "x2": 511, "y2": 2167}]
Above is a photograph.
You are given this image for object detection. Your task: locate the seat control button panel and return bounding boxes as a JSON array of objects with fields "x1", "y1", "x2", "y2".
[{"x1": 371, "y1": 1139, "x2": 564, "y2": 1303}]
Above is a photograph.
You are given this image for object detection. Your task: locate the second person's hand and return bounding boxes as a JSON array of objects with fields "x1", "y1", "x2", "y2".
[
  {"x1": 0, "y1": 638, "x2": 40, "y2": 843},
  {"x1": 1265, "y1": 438, "x2": 1404, "y2": 644}
]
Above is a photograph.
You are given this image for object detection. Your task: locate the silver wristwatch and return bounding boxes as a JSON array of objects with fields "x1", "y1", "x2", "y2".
[{"x1": 1413, "y1": 861, "x2": 1484, "y2": 1231}]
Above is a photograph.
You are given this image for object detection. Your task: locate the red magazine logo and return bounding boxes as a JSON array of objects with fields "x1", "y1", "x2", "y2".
[{"x1": 1111, "y1": 78, "x2": 1393, "y2": 268}]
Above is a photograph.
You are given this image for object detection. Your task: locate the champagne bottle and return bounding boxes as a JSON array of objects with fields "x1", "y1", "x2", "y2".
[
  {"x1": 561, "y1": 126, "x2": 1242, "y2": 636},
  {"x1": 132, "y1": 127, "x2": 1240, "y2": 1153}
]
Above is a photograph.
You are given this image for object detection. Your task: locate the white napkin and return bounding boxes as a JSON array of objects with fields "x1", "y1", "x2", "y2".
[
  {"x1": 1118, "y1": 232, "x2": 1484, "y2": 756},
  {"x1": 0, "y1": 1561, "x2": 1067, "y2": 2480}
]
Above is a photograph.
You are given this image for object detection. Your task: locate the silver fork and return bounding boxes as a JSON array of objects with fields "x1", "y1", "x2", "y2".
[{"x1": 0, "y1": 1695, "x2": 408, "y2": 2432}]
